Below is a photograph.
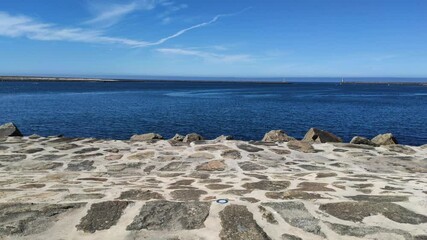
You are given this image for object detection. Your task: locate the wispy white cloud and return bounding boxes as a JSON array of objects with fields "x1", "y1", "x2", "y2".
[
  {"x1": 85, "y1": 0, "x2": 188, "y2": 27},
  {"x1": 85, "y1": 2, "x2": 141, "y2": 27},
  {"x1": 0, "y1": 12, "x2": 150, "y2": 46},
  {"x1": 0, "y1": 9, "x2": 248, "y2": 48},
  {"x1": 157, "y1": 48, "x2": 252, "y2": 63},
  {"x1": 157, "y1": 2, "x2": 188, "y2": 24}
]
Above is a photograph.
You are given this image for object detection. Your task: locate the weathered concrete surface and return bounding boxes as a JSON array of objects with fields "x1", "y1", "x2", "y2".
[{"x1": 0, "y1": 136, "x2": 426, "y2": 239}]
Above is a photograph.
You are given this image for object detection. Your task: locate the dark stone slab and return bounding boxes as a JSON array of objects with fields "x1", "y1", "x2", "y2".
[
  {"x1": 269, "y1": 148, "x2": 291, "y2": 155},
  {"x1": 221, "y1": 149, "x2": 242, "y2": 159},
  {"x1": 170, "y1": 189, "x2": 207, "y2": 201},
  {"x1": 143, "y1": 165, "x2": 155, "y2": 173},
  {"x1": 74, "y1": 147, "x2": 99, "y2": 154},
  {"x1": 298, "y1": 165, "x2": 329, "y2": 171},
  {"x1": 77, "y1": 177, "x2": 107, "y2": 182},
  {"x1": 346, "y1": 195, "x2": 409, "y2": 202},
  {"x1": 195, "y1": 144, "x2": 229, "y2": 151},
  {"x1": 188, "y1": 172, "x2": 210, "y2": 179},
  {"x1": 159, "y1": 162, "x2": 191, "y2": 171},
  {"x1": 241, "y1": 197, "x2": 260, "y2": 203},
  {"x1": 320, "y1": 202, "x2": 427, "y2": 224},
  {"x1": 333, "y1": 148, "x2": 349, "y2": 152},
  {"x1": 250, "y1": 141, "x2": 278, "y2": 146},
  {"x1": 332, "y1": 143, "x2": 376, "y2": 150},
  {"x1": 384, "y1": 145, "x2": 416, "y2": 155},
  {"x1": 219, "y1": 204, "x2": 271, "y2": 240},
  {"x1": 66, "y1": 160, "x2": 95, "y2": 171},
  {"x1": 265, "y1": 190, "x2": 325, "y2": 200},
  {"x1": 316, "y1": 172, "x2": 337, "y2": 178},
  {"x1": 236, "y1": 144, "x2": 263, "y2": 152},
  {"x1": 23, "y1": 162, "x2": 63, "y2": 170},
  {"x1": 238, "y1": 162, "x2": 267, "y2": 171},
  {"x1": 53, "y1": 143, "x2": 80, "y2": 150},
  {"x1": 222, "y1": 189, "x2": 253, "y2": 196},
  {"x1": 65, "y1": 193, "x2": 105, "y2": 201},
  {"x1": 282, "y1": 234, "x2": 302, "y2": 240},
  {"x1": 244, "y1": 173, "x2": 269, "y2": 180},
  {"x1": 118, "y1": 189, "x2": 164, "y2": 200},
  {"x1": 242, "y1": 180, "x2": 290, "y2": 191},
  {"x1": 0, "y1": 154, "x2": 26, "y2": 162},
  {"x1": 16, "y1": 148, "x2": 44, "y2": 154},
  {"x1": 19, "y1": 183, "x2": 46, "y2": 189},
  {"x1": 324, "y1": 221, "x2": 412, "y2": 240},
  {"x1": 170, "y1": 179, "x2": 195, "y2": 186},
  {"x1": 296, "y1": 182, "x2": 335, "y2": 192},
  {"x1": 34, "y1": 154, "x2": 66, "y2": 161},
  {"x1": 0, "y1": 203, "x2": 85, "y2": 236},
  {"x1": 263, "y1": 202, "x2": 323, "y2": 236},
  {"x1": 76, "y1": 201, "x2": 130, "y2": 233},
  {"x1": 0, "y1": 146, "x2": 9, "y2": 151},
  {"x1": 72, "y1": 153, "x2": 103, "y2": 160},
  {"x1": 127, "y1": 201, "x2": 210, "y2": 231},
  {"x1": 205, "y1": 184, "x2": 233, "y2": 190}
]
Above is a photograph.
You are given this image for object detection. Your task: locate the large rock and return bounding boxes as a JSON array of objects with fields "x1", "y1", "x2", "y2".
[
  {"x1": 0, "y1": 123, "x2": 23, "y2": 138},
  {"x1": 183, "y1": 133, "x2": 204, "y2": 143},
  {"x1": 171, "y1": 133, "x2": 184, "y2": 141},
  {"x1": 302, "y1": 128, "x2": 342, "y2": 143},
  {"x1": 262, "y1": 130, "x2": 295, "y2": 142},
  {"x1": 350, "y1": 136, "x2": 377, "y2": 146},
  {"x1": 0, "y1": 203, "x2": 85, "y2": 236},
  {"x1": 219, "y1": 204, "x2": 271, "y2": 240},
  {"x1": 263, "y1": 202, "x2": 323, "y2": 236},
  {"x1": 127, "y1": 201, "x2": 210, "y2": 230},
  {"x1": 320, "y1": 201, "x2": 427, "y2": 224},
  {"x1": 130, "y1": 133, "x2": 163, "y2": 141},
  {"x1": 371, "y1": 133, "x2": 398, "y2": 145},
  {"x1": 76, "y1": 201, "x2": 130, "y2": 233}
]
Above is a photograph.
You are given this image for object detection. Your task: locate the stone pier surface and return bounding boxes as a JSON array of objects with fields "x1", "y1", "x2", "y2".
[{"x1": 0, "y1": 136, "x2": 426, "y2": 240}]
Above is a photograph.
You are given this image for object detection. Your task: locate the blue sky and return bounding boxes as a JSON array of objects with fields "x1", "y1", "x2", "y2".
[{"x1": 0, "y1": 0, "x2": 426, "y2": 78}]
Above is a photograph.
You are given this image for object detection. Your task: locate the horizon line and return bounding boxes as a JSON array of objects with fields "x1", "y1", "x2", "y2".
[{"x1": 1, "y1": 74, "x2": 427, "y2": 79}]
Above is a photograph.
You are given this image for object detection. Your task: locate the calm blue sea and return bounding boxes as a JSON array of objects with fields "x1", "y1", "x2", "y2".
[{"x1": 1, "y1": 81, "x2": 426, "y2": 145}]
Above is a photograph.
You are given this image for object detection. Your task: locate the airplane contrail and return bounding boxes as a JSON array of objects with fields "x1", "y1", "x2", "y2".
[{"x1": 136, "y1": 7, "x2": 252, "y2": 47}]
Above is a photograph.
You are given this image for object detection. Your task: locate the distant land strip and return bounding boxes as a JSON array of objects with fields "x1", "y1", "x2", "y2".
[
  {"x1": 0, "y1": 76, "x2": 116, "y2": 82},
  {"x1": 0, "y1": 76, "x2": 291, "y2": 84}
]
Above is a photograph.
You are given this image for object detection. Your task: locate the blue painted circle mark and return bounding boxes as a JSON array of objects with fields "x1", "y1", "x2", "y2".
[{"x1": 216, "y1": 199, "x2": 228, "y2": 204}]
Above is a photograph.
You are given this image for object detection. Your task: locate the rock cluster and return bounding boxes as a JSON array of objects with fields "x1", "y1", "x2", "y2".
[{"x1": 0, "y1": 122, "x2": 405, "y2": 147}]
